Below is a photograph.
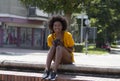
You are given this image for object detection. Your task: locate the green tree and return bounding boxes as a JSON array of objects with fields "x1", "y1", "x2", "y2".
[{"x1": 84, "y1": 0, "x2": 120, "y2": 43}]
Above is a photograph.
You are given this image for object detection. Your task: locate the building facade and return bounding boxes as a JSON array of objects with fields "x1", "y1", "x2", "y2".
[{"x1": 0, "y1": 0, "x2": 49, "y2": 49}]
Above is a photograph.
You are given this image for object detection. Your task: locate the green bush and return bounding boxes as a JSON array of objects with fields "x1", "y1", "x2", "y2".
[
  {"x1": 112, "y1": 42, "x2": 117, "y2": 45},
  {"x1": 74, "y1": 43, "x2": 84, "y2": 52}
]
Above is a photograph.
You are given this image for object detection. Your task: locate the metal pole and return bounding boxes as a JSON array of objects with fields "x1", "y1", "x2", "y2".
[
  {"x1": 93, "y1": 28, "x2": 95, "y2": 43},
  {"x1": 85, "y1": 28, "x2": 88, "y2": 55},
  {"x1": 84, "y1": 19, "x2": 90, "y2": 55},
  {"x1": 80, "y1": 13, "x2": 84, "y2": 43}
]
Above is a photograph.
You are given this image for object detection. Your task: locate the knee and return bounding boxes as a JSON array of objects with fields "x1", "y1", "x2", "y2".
[
  {"x1": 56, "y1": 45, "x2": 62, "y2": 51},
  {"x1": 55, "y1": 46, "x2": 63, "y2": 57}
]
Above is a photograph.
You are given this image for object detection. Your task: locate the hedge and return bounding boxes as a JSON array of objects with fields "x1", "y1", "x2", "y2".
[{"x1": 74, "y1": 43, "x2": 84, "y2": 52}]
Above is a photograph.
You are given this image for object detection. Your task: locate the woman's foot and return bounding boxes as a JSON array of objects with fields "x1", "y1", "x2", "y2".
[
  {"x1": 42, "y1": 70, "x2": 50, "y2": 79},
  {"x1": 47, "y1": 71, "x2": 57, "y2": 80}
]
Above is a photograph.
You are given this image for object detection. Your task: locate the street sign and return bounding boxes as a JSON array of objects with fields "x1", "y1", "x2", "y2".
[{"x1": 85, "y1": 19, "x2": 90, "y2": 26}]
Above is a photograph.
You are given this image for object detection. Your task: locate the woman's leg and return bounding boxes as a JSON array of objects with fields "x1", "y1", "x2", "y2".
[
  {"x1": 42, "y1": 46, "x2": 56, "y2": 79},
  {"x1": 45, "y1": 46, "x2": 56, "y2": 70},
  {"x1": 53, "y1": 46, "x2": 72, "y2": 72}
]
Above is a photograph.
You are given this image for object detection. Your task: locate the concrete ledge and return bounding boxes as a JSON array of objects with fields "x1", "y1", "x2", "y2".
[
  {"x1": 0, "y1": 60, "x2": 120, "y2": 74},
  {"x1": 0, "y1": 60, "x2": 45, "y2": 69}
]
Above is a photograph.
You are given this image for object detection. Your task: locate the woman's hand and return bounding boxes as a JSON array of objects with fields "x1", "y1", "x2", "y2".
[
  {"x1": 53, "y1": 39, "x2": 64, "y2": 47},
  {"x1": 58, "y1": 41, "x2": 64, "y2": 46}
]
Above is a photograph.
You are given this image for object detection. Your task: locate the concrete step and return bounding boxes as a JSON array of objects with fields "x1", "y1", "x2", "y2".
[
  {"x1": 0, "y1": 60, "x2": 120, "y2": 75},
  {"x1": 0, "y1": 70, "x2": 91, "y2": 81}
]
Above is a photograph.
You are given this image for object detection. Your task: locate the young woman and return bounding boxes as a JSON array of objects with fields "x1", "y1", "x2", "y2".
[{"x1": 42, "y1": 15, "x2": 75, "y2": 80}]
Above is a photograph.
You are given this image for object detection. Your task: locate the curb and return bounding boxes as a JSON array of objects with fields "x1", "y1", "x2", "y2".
[{"x1": 0, "y1": 60, "x2": 120, "y2": 74}]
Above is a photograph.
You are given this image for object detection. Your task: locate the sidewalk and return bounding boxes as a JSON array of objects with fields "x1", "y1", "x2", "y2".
[{"x1": 0, "y1": 47, "x2": 120, "y2": 74}]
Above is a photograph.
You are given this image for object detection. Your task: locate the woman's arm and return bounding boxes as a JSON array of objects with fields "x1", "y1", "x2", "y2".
[
  {"x1": 65, "y1": 47, "x2": 74, "y2": 53},
  {"x1": 55, "y1": 40, "x2": 73, "y2": 53}
]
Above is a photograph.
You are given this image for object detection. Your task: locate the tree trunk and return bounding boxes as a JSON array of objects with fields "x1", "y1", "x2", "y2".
[{"x1": 64, "y1": 13, "x2": 72, "y2": 32}]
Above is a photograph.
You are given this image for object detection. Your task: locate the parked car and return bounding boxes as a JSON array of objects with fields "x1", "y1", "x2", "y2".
[
  {"x1": 116, "y1": 40, "x2": 120, "y2": 44},
  {"x1": 101, "y1": 42, "x2": 111, "y2": 52}
]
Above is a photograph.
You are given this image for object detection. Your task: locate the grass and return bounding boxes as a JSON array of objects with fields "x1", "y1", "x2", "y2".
[{"x1": 82, "y1": 45, "x2": 109, "y2": 55}]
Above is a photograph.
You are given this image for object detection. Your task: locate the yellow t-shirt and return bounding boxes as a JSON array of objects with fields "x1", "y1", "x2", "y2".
[{"x1": 47, "y1": 31, "x2": 75, "y2": 62}]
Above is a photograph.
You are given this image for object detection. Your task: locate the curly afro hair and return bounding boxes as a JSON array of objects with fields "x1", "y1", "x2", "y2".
[{"x1": 48, "y1": 15, "x2": 68, "y2": 33}]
